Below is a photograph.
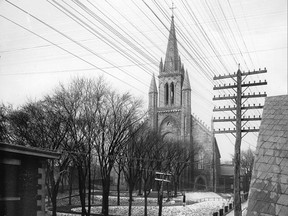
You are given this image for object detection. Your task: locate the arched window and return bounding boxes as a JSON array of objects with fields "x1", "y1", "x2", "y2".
[
  {"x1": 170, "y1": 82, "x2": 174, "y2": 105},
  {"x1": 198, "y1": 151, "x2": 204, "y2": 170},
  {"x1": 164, "y1": 83, "x2": 169, "y2": 105}
]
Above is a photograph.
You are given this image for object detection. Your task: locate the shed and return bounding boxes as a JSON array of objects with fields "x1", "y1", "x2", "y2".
[{"x1": 0, "y1": 142, "x2": 59, "y2": 216}]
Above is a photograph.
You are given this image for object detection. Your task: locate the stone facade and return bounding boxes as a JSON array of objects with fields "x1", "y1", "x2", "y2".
[
  {"x1": 148, "y1": 16, "x2": 221, "y2": 191},
  {"x1": 246, "y1": 95, "x2": 288, "y2": 216}
]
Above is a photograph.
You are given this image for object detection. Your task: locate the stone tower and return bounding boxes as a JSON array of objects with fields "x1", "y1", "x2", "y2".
[{"x1": 148, "y1": 16, "x2": 192, "y2": 143}]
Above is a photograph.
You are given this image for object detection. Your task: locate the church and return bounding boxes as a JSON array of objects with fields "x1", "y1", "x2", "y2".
[{"x1": 148, "y1": 15, "x2": 221, "y2": 191}]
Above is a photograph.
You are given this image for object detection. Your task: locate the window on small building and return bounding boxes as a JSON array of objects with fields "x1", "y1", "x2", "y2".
[
  {"x1": 197, "y1": 151, "x2": 204, "y2": 169},
  {"x1": 170, "y1": 82, "x2": 174, "y2": 105},
  {"x1": 164, "y1": 83, "x2": 169, "y2": 105}
]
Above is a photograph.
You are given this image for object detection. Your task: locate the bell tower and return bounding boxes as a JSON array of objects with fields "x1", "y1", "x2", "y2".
[{"x1": 148, "y1": 15, "x2": 192, "y2": 142}]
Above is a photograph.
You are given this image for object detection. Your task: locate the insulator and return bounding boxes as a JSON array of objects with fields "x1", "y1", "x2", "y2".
[
  {"x1": 264, "y1": 67, "x2": 266, "y2": 70},
  {"x1": 249, "y1": 81, "x2": 250, "y2": 84}
]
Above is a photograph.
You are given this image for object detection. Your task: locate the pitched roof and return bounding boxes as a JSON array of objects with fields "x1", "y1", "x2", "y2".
[
  {"x1": 0, "y1": 142, "x2": 60, "y2": 159},
  {"x1": 163, "y1": 16, "x2": 179, "y2": 73},
  {"x1": 247, "y1": 95, "x2": 288, "y2": 216}
]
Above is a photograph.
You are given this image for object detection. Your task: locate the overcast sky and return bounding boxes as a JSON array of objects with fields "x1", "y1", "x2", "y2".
[{"x1": 0, "y1": 0, "x2": 287, "y2": 161}]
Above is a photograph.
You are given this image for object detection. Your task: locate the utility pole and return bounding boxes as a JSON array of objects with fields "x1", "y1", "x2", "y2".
[
  {"x1": 155, "y1": 171, "x2": 171, "y2": 216},
  {"x1": 213, "y1": 65, "x2": 267, "y2": 216},
  {"x1": 211, "y1": 118, "x2": 217, "y2": 193}
]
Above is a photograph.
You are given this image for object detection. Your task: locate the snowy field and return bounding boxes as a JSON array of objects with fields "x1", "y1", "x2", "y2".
[
  {"x1": 71, "y1": 200, "x2": 229, "y2": 216},
  {"x1": 69, "y1": 192, "x2": 232, "y2": 216}
]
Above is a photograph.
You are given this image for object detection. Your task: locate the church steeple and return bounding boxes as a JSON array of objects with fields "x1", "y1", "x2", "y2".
[{"x1": 163, "y1": 16, "x2": 179, "y2": 73}]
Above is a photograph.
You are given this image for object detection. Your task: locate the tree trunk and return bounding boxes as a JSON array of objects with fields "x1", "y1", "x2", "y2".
[
  {"x1": 87, "y1": 149, "x2": 91, "y2": 215},
  {"x1": 144, "y1": 189, "x2": 148, "y2": 216},
  {"x1": 174, "y1": 175, "x2": 179, "y2": 197},
  {"x1": 68, "y1": 168, "x2": 73, "y2": 205},
  {"x1": 51, "y1": 193, "x2": 57, "y2": 216},
  {"x1": 117, "y1": 168, "x2": 121, "y2": 206},
  {"x1": 138, "y1": 177, "x2": 142, "y2": 195},
  {"x1": 101, "y1": 176, "x2": 110, "y2": 216},
  {"x1": 128, "y1": 184, "x2": 133, "y2": 216},
  {"x1": 78, "y1": 166, "x2": 87, "y2": 216}
]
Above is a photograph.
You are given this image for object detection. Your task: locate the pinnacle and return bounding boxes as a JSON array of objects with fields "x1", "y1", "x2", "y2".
[
  {"x1": 149, "y1": 74, "x2": 157, "y2": 93},
  {"x1": 183, "y1": 70, "x2": 191, "y2": 90}
]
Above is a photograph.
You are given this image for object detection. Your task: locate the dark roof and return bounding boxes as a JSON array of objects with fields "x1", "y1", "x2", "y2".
[
  {"x1": 0, "y1": 142, "x2": 60, "y2": 159},
  {"x1": 220, "y1": 164, "x2": 245, "y2": 176},
  {"x1": 247, "y1": 95, "x2": 288, "y2": 216}
]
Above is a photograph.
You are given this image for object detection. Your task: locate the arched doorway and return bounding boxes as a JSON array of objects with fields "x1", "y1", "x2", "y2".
[{"x1": 195, "y1": 176, "x2": 206, "y2": 191}]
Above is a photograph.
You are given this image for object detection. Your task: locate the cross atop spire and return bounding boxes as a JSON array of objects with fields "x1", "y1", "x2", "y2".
[{"x1": 170, "y1": 2, "x2": 176, "y2": 17}]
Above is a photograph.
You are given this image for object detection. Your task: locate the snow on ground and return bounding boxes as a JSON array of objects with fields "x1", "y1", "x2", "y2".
[
  {"x1": 71, "y1": 200, "x2": 227, "y2": 216},
  {"x1": 70, "y1": 192, "x2": 232, "y2": 216}
]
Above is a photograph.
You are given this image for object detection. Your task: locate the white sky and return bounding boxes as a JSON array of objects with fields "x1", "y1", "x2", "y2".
[{"x1": 0, "y1": 0, "x2": 287, "y2": 161}]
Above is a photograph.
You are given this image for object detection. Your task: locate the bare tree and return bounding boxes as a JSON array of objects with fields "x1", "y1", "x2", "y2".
[
  {"x1": 240, "y1": 148, "x2": 255, "y2": 192},
  {"x1": 139, "y1": 130, "x2": 164, "y2": 216},
  {"x1": 165, "y1": 141, "x2": 199, "y2": 197},
  {"x1": 51, "y1": 77, "x2": 107, "y2": 216},
  {"x1": 0, "y1": 103, "x2": 12, "y2": 143},
  {"x1": 121, "y1": 123, "x2": 147, "y2": 216},
  {"x1": 91, "y1": 89, "x2": 142, "y2": 216},
  {"x1": 7, "y1": 100, "x2": 70, "y2": 216}
]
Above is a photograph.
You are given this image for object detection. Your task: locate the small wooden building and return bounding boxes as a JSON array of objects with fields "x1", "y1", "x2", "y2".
[{"x1": 0, "y1": 142, "x2": 59, "y2": 216}]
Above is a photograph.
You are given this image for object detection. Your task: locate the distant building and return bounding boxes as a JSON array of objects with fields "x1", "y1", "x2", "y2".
[
  {"x1": 0, "y1": 142, "x2": 59, "y2": 216},
  {"x1": 219, "y1": 164, "x2": 245, "y2": 193},
  {"x1": 247, "y1": 95, "x2": 288, "y2": 216},
  {"x1": 148, "y1": 15, "x2": 221, "y2": 191}
]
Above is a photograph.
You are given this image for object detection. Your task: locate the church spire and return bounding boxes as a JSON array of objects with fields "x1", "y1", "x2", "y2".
[{"x1": 163, "y1": 16, "x2": 179, "y2": 73}]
